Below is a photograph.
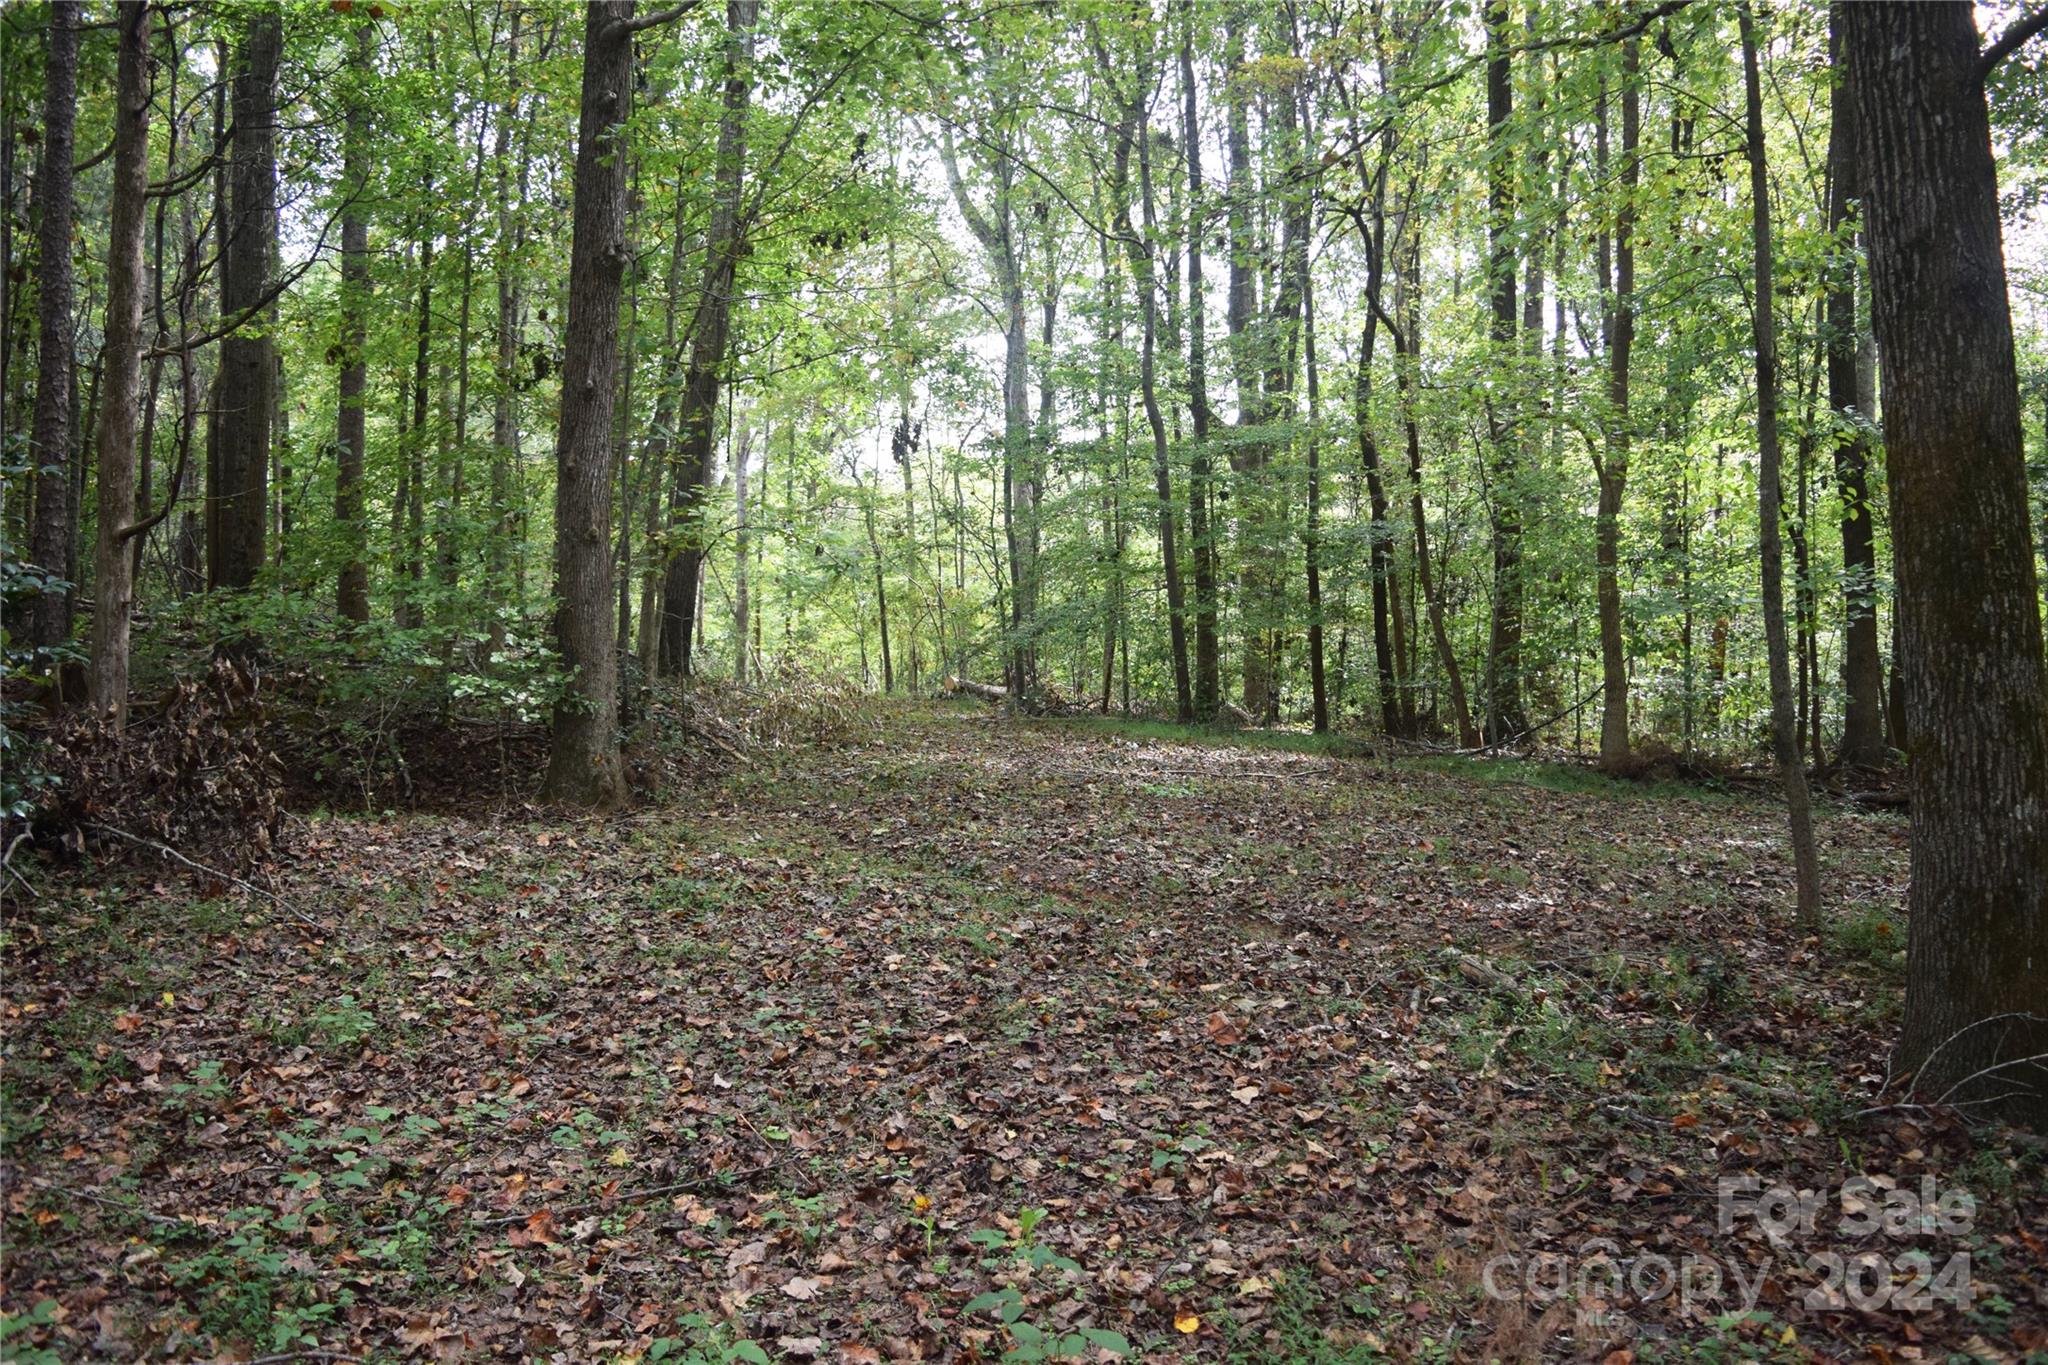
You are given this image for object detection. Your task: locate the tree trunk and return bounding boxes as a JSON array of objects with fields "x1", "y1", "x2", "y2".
[
  {"x1": 1220, "y1": 18, "x2": 1272, "y2": 720},
  {"x1": 858, "y1": 459, "x2": 891, "y2": 693},
  {"x1": 86, "y1": 2, "x2": 151, "y2": 726},
  {"x1": 489, "y1": 9, "x2": 529, "y2": 651},
  {"x1": 26, "y1": 0, "x2": 80, "y2": 656},
  {"x1": 1304, "y1": 277, "x2": 1329, "y2": 734},
  {"x1": 1844, "y1": 1, "x2": 2048, "y2": 1125},
  {"x1": 1826, "y1": 5, "x2": 1886, "y2": 769},
  {"x1": 1109, "y1": 76, "x2": 1192, "y2": 722},
  {"x1": 397, "y1": 227, "x2": 434, "y2": 631},
  {"x1": 1597, "y1": 40, "x2": 1639, "y2": 771},
  {"x1": 661, "y1": 0, "x2": 756, "y2": 677},
  {"x1": 638, "y1": 182, "x2": 690, "y2": 674},
  {"x1": 539, "y1": 0, "x2": 640, "y2": 810},
  {"x1": 1397, "y1": 234, "x2": 1478, "y2": 747},
  {"x1": 1480, "y1": 0, "x2": 1527, "y2": 744},
  {"x1": 208, "y1": 5, "x2": 279, "y2": 593},
  {"x1": 938, "y1": 110, "x2": 1038, "y2": 709},
  {"x1": 1356, "y1": 325, "x2": 1404, "y2": 738},
  {"x1": 336, "y1": 20, "x2": 372, "y2": 624},
  {"x1": 1180, "y1": 31, "x2": 1221, "y2": 720},
  {"x1": 733, "y1": 421, "x2": 752, "y2": 684},
  {"x1": 1739, "y1": 3, "x2": 1822, "y2": 933}
]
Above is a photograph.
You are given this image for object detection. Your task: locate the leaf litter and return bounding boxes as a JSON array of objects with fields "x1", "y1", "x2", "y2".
[{"x1": 2, "y1": 702, "x2": 2042, "y2": 1361}]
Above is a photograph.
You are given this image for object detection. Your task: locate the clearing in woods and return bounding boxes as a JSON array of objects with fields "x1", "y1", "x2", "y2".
[{"x1": 3, "y1": 701, "x2": 2043, "y2": 1362}]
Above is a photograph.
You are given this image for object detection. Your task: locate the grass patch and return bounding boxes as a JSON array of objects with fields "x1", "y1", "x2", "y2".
[
  {"x1": 1400, "y1": 752, "x2": 1736, "y2": 804},
  {"x1": 1037, "y1": 713, "x2": 1372, "y2": 757}
]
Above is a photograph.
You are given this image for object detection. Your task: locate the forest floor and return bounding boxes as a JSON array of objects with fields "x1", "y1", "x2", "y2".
[{"x1": 3, "y1": 699, "x2": 2044, "y2": 1364}]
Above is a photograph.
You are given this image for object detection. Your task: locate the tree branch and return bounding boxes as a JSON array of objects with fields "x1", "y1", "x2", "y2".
[
  {"x1": 620, "y1": 0, "x2": 702, "y2": 35},
  {"x1": 1976, "y1": 6, "x2": 2048, "y2": 84}
]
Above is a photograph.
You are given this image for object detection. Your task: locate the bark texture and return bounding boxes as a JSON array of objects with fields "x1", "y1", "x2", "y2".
[
  {"x1": 1844, "y1": 1, "x2": 2048, "y2": 1124},
  {"x1": 26, "y1": 0, "x2": 80, "y2": 654},
  {"x1": 540, "y1": 1, "x2": 638, "y2": 809},
  {"x1": 1596, "y1": 40, "x2": 1638, "y2": 771},
  {"x1": 336, "y1": 21, "x2": 372, "y2": 624},
  {"x1": 661, "y1": 0, "x2": 757, "y2": 677},
  {"x1": 1740, "y1": 4, "x2": 1822, "y2": 933},
  {"x1": 87, "y1": 3, "x2": 152, "y2": 725},
  {"x1": 1481, "y1": 0, "x2": 1527, "y2": 743},
  {"x1": 1825, "y1": 6, "x2": 1886, "y2": 770},
  {"x1": 208, "y1": 6, "x2": 280, "y2": 591}
]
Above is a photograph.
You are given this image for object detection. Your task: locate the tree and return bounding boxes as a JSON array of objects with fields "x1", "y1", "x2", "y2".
[
  {"x1": 1100, "y1": 24, "x2": 1192, "y2": 722},
  {"x1": 937, "y1": 62, "x2": 1040, "y2": 707},
  {"x1": 25, "y1": 0, "x2": 79, "y2": 658},
  {"x1": 1844, "y1": 2, "x2": 2048, "y2": 1124},
  {"x1": 1179, "y1": 24, "x2": 1221, "y2": 720},
  {"x1": 335, "y1": 19, "x2": 372, "y2": 625},
  {"x1": 208, "y1": 5, "x2": 281, "y2": 593},
  {"x1": 1395, "y1": 226, "x2": 1478, "y2": 749},
  {"x1": 539, "y1": 0, "x2": 656, "y2": 808},
  {"x1": 1594, "y1": 37, "x2": 1638, "y2": 772},
  {"x1": 1480, "y1": 0, "x2": 1528, "y2": 744},
  {"x1": 660, "y1": 0, "x2": 758, "y2": 678},
  {"x1": 86, "y1": 1, "x2": 152, "y2": 726},
  {"x1": 1739, "y1": 4, "x2": 1821, "y2": 934},
  {"x1": 1824, "y1": 6, "x2": 1884, "y2": 770}
]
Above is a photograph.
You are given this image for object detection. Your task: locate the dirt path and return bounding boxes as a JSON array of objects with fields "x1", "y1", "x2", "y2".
[{"x1": 3, "y1": 703, "x2": 2041, "y2": 1362}]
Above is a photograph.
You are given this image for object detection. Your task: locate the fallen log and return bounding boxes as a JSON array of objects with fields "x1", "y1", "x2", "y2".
[{"x1": 944, "y1": 675, "x2": 1009, "y2": 703}]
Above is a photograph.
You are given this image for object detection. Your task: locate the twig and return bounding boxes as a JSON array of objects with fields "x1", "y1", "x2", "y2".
[
  {"x1": 739, "y1": 1109, "x2": 826, "y2": 1194},
  {"x1": 1856, "y1": 1013, "x2": 2048, "y2": 1117},
  {"x1": 467, "y1": 1163, "x2": 776, "y2": 1230},
  {"x1": 1453, "y1": 686, "x2": 1604, "y2": 756},
  {"x1": 32, "y1": 1181, "x2": 193, "y2": 1230},
  {"x1": 1931, "y1": 1051, "x2": 2048, "y2": 1107},
  {"x1": 1, "y1": 829, "x2": 35, "y2": 897},
  {"x1": 83, "y1": 822, "x2": 322, "y2": 931}
]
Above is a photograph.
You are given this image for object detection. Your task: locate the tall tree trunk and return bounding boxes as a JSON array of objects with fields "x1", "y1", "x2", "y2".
[
  {"x1": 1110, "y1": 78, "x2": 1193, "y2": 721},
  {"x1": 1739, "y1": 4, "x2": 1822, "y2": 933},
  {"x1": 1826, "y1": 5, "x2": 1885, "y2": 769},
  {"x1": 891, "y1": 412, "x2": 921, "y2": 692},
  {"x1": 1596, "y1": 40, "x2": 1639, "y2": 770},
  {"x1": 1304, "y1": 277, "x2": 1329, "y2": 734},
  {"x1": 87, "y1": 2, "x2": 151, "y2": 725},
  {"x1": 26, "y1": 0, "x2": 79, "y2": 655},
  {"x1": 398, "y1": 226, "x2": 434, "y2": 630},
  {"x1": 208, "y1": 5, "x2": 279, "y2": 593},
  {"x1": 734, "y1": 421, "x2": 752, "y2": 684},
  {"x1": 1220, "y1": 18, "x2": 1271, "y2": 719},
  {"x1": 489, "y1": 10, "x2": 528, "y2": 650},
  {"x1": 336, "y1": 21, "x2": 372, "y2": 624},
  {"x1": 1397, "y1": 233, "x2": 1478, "y2": 747},
  {"x1": 1481, "y1": 0, "x2": 1527, "y2": 744},
  {"x1": 939, "y1": 111, "x2": 1037, "y2": 708},
  {"x1": 661, "y1": 0, "x2": 756, "y2": 677},
  {"x1": 1181, "y1": 31, "x2": 1221, "y2": 720},
  {"x1": 539, "y1": 0, "x2": 641, "y2": 809},
  {"x1": 1339, "y1": 52, "x2": 1405, "y2": 737},
  {"x1": 858, "y1": 458, "x2": 891, "y2": 693},
  {"x1": 638, "y1": 182, "x2": 690, "y2": 674},
  {"x1": 1844, "y1": 1, "x2": 2048, "y2": 1125}
]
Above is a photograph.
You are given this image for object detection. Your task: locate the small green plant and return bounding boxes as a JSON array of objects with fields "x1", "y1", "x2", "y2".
[
  {"x1": 311, "y1": 995, "x2": 377, "y2": 1050},
  {"x1": 0, "y1": 1298, "x2": 66, "y2": 1365},
  {"x1": 162, "y1": 1205, "x2": 354, "y2": 1354},
  {"x1": 166, "y1": 1058, "x2": 231, "y2": 1117},
  {"x1": 960, "y1": 1286, "x2": 1132, "y2": 1362},
  {"x1": 644, "y1": 1314, "x2": 772, "y2": 1364},
  {"x1": 959, "y1": 1209, "x2": 1129, "y2": 1360},
  {"x1": 1829, "y1": 905, "x2": 1907, "y2": 973}
]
